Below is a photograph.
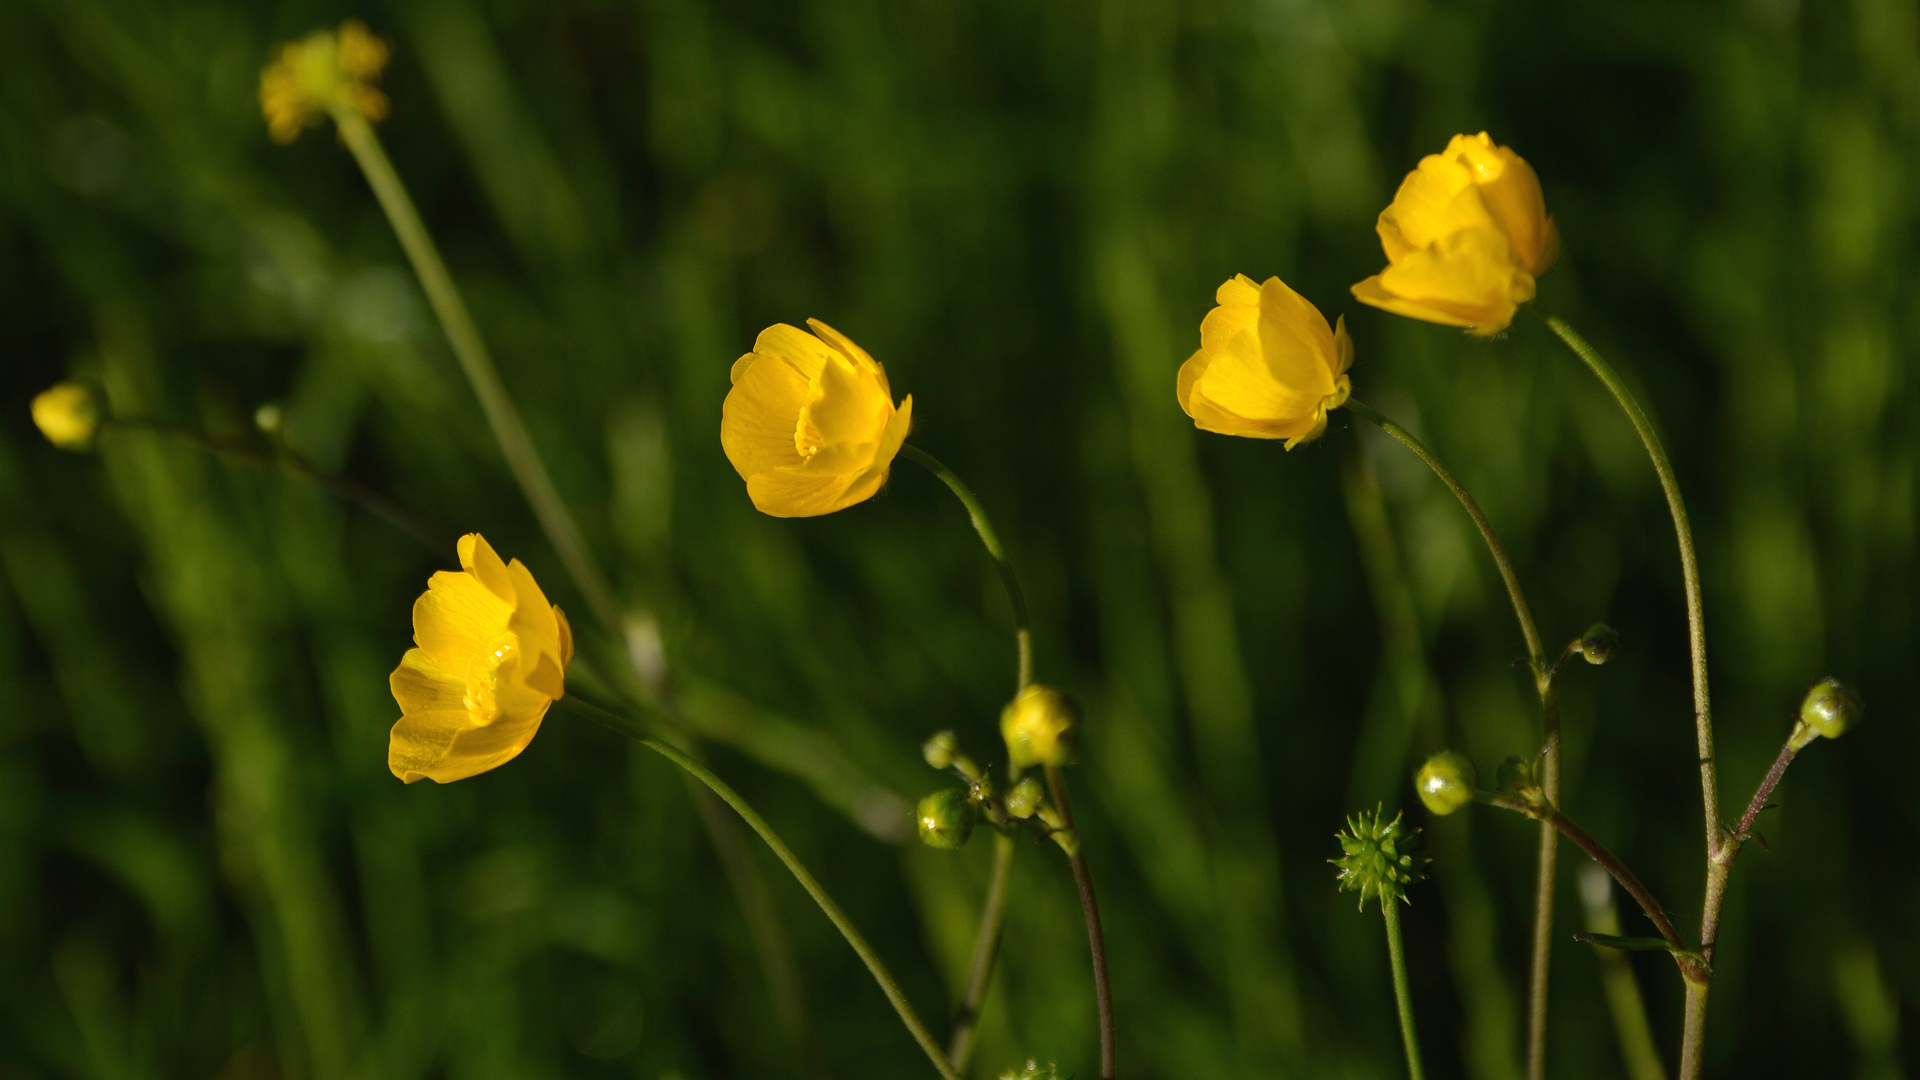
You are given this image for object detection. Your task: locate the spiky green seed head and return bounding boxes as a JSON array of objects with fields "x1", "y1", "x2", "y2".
[{"x1": 1333, "y1": 805, "x2": 1427, "y2": 910}]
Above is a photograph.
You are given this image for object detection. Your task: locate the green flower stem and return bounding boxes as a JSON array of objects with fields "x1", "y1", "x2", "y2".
[
  {"x1": 333, "y1": 109, "x2": 623, "y2": 637},
  {"x1": 1578, "y1": 864, "x2": 1670, "y2": 1080},
  {"x1": 553, "y1": 694, "x2": 965, "y2": 1080},
  {"x1": 1047, "y1": 764, "x2": 1116, "y2": 1080},
  {"x1": 947, "y1": 830, "x2": 1016, "y2": 1072},
  {"x1": 1381, "y1": 899, "x2": 1426, "y2": 1080},
  {"x1": 900, "y1": 443, "x2": 1033, "y2": 690},
  {"x1": 1538, "y1": 315, "x2": 1718, "y2": 1080},
  {"x1": 102, "y1": 419, "x2": 450, "y2": 552},
  {"x1": 1346, "y1": 397, "x2": 1559, "y2": 1080}
]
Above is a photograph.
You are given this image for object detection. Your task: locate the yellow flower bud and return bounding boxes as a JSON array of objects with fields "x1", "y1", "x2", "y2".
[
  {"x1": 388, "y1": 534, "x2": 573, "y2": 783},
  {"x1": 1177, "y1": 275, "x2": 1353, "y2": 449},
  {"x1": 31, "y1": 382, "x2": 102, "y2": 451},
  {"x1": 1004, "y1": 777, "x2": 1045, "y2": 820},
  {"x1": 917, "y1": 788, "x2": 975, "y2": 850},
  {"x1": 1352, "y1": 133, "x2": 1558, "y2": 336},
  {"x1": 259, "y1": 19, "x2": 391, "y2": 145},
  {"x1": 1000, "y1": 684, "x2": 1079, "y2": 770},
  {"x1": 720, "y1": 320, "x2": 913, "y2": 518},
  {"x1": 1415, "y1": 751, "x2": 1478, "y2": 816},
  {"x1": 1798, "y1": 677, "x2": 1861, "y2": 742}
]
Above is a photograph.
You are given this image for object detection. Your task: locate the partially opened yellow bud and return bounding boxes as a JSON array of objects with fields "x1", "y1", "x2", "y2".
[
  {"x1": 1177, "y1": 275, "x2": 1353, "y2": 449},
  {"x1": 388, "y1": 534, "x2": 573, "y2": 784},
  {"x1": 259, "y1": 19, "x2": 391, "y2": 144},
  {"x1": 721, "y1": 320, "x2": 913, "y2": 517},
  {"x1": 31, "y1": 383, "x2": 102, "y2": 451},
  {"x1": 1352, "y1": 133, "x2": 1557, "y2": 336},
  {"x1": 1001, "y1": 684, "x2": 1079, "y2": 769}
]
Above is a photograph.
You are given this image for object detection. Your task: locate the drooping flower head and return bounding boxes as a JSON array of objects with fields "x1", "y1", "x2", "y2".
[
  {"x1": 1177, "y1": 274, "x2": 1353, "y2": 448},
  {"x1": 721, "y1": 320, "x2": 913, "y2": 518},
  {"x1": 389, "y1": 534, "x2": 573, "y2": 784},
  {"x1": 1352, "y1": 132, "x2": 1557, "y2": 336},
  {"x1": 31, "y1": 382, "x2": 102, "y2": 451},
  {"x1": 259, "y1": 19, "x2": 391, "y2": 144}
]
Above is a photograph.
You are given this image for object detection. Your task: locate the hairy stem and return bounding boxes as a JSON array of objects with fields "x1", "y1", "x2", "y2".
[
  {"x1": 900, "y1": 443, "x2": 1033, "y2": 689},
  {"x1": 1381, "y1": 900, "x2": 1426, "y2": 1080},
  {"x1": 1047, "y1": 765, "x2": 1115, "y2": 1079},
  {"x1": 947, "y1": 831, "x2": 1016, "y2": 1072},
  {"x1": 555, "y1": 695, "x2": 964, "y2": 1080},
  {"x1": 1541, "y1": 314, "x2": 1717, "y2": 1080},
  {"x1": 1347, "y1": 398, "x2": 1558, "y2": 1077}
]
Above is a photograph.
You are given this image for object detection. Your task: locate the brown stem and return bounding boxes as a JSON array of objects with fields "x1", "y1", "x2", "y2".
[
  {"x1": 1047, "y1": 765, "x2": 1114, "y2": 1079},
  {"x1": 1732, "y1": 741, "x2": 1799, "y2": 845}
]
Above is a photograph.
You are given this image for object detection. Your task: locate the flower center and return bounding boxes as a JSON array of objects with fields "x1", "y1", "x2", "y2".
[{"x1": 464, "y1": 631, "x2": 519, "y2": 721}]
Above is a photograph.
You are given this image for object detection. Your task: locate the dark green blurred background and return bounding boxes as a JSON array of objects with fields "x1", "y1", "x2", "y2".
[{"x1": 0, "y1": 0, "x2": 1913, "y2": 1077}]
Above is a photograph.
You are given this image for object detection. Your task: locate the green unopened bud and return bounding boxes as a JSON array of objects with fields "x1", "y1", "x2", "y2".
[
  {"x1": 255, "y1": 401, "x2": 285, "y2": 434},
  {"x1": 923, "y1": 731, "x2": 957, "y2": 770},
  {"x1": 1495, "y1": 755, "x2": 1535, "y2": 793},
  {"x1": 917, "y1": 789, "x2": 975, "y2": 850},
  {"x1": 31, "y1": 382, "x2": 102, "y2": 451},
  {"x1": 1004, "y1": 777, "x2": 1045, "y2": 819},
  {"x1": 1333, "y1": 805, "x2": 1427, "y2": 909},
  {"x1": 1577, "y1": 624, "x2": 1620, "y2": 665},
  {"x1": 1000, "y1": 684, "x2": 1079, "y2": 769},
  {"x1": 1797, "y1": 677, "x2": 1861, "y2": 742},
  {"x1": 999, "y1": 1060, "x2": 1062, "y2": 1080},
  {"x1": 1415, "y1": 751, "x2": 1478, "y2": 817}
]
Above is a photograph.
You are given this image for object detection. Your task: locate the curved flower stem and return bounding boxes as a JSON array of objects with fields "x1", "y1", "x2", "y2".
[
  {"x1": 900, "y1": 443, "x2": 1032, "y2": 690},
  {"x1": 102, "y1": 419, "x2": 450, "y2": 552},
  {"x1": 333, "y1": 109, "x2": 623, "y2": 636},
  {"x1": 1381, "y1": 899, "x2": 1427, "y2": 1080},
  {"x1": 947, "y1": 831, "x2": 1015, "y2": 1071},
  {"x1": 1346, "y1": 398, "x2": 1559, "y2": 1079},
  {"x1": 553, "y1": 694, "x2": 965, "y2": 1080},
  {"x1": 1047, "y1": 764, "x2": 1115, "y2": 1080},
  {"x1": 1538, "y1": 314, "x2": 1718, "y2": 1080}
]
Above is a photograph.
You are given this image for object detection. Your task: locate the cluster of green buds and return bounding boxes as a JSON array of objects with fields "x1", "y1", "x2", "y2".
[
  {"x1": 1788, "y1": 677, "x2": 1862, "y2": 751},
  {"x1": 1332, "y1": 805, "x2": 1428, "y2": 910},
  {"x1": 916, "y1": 684, "x2": 1083, "y2": 855}
]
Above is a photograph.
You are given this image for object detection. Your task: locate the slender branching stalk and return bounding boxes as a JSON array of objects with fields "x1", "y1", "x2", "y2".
[
  {"x1": 1381, "y1": 899, "x2": 1427, "y2": 1080},
  {"x1": 1537, "y1": 313, "x2": 1718, "y2": 1080},
  {"x1": 555, "y1": 694, "x2": 964, "y2": 1080},
  {"x1": 1346, "y1": 397, "x2": 1561, "y2": 1079},
  {"x1": 903, "y1": 443, "x2": 1114, "y2": 1078}
]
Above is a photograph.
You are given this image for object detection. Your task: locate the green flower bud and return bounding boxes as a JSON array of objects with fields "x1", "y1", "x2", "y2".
[
  {"x1": 1333, "y1": 805, "x2": 1427, "y2": 909},
  {"x1": 923, "y1": 730, "x2": 957, "y2": 770},
  {"x1": 1001, "y1": 684, "x2": 1079, "y2": 769},
  {"x1": 999, "y1": 1060, "x2": 1062, "y2": 1080},
  {"x1": 1495, "y1": 755, "x2": 1535, "y2": 793},
  {"x1": 1799, "y1": 677, "x2": 1861, "y2": 741},
  {"x1": 1004, "y1": 777, "x2": 1045, "y2": 820},
  {"x1": 917, "y1": 789, "x2": 975, "y2": 850},
  {"x1": 1578, "y1": 624, "x2": 1620, "y2": 665},
  {"x1": 1415, "y1": 751, "x2": 1477, "y2": 817},
  {"x1": 255, "y1": 401, "x2": 285, "y2": 435}
]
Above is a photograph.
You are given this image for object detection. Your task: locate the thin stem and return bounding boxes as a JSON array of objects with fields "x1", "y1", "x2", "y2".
[
  {"x1": 1047, "y1": 764, "x2": 1115, "y2": 1079},
  {"x1": 553, "y1": 694, "x2": 964, "y2": 1080},
  {"x1": 900, "y1": 443, "x2": 1033, "y2": 690},
  {"x1": 103, "y1": 419, "x2": 449, "y2": 551},
  {"x1": 1346, "y1": 398, "x2": 1559, "y2": 1078},
  {"x1": 333, "y1": 110, "x2": 623, "y2": 636},
  {"x1": 947, "y1": 831, "x2": 1015, "y2": 1072},
  {"x1": 1381, "y1": 900, "x2": 1427, "y2": 1080},
  {"x1": 1578, "y1": 864, "x2": 1669, "y2": 1080},
  {"x1": 1731, "y1": 739, "x2": 1800, "y2": 846}
]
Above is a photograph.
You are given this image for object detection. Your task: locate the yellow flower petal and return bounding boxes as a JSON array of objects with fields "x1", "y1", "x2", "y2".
[
  {"x1": 1178, "y1": 276, "x2": 1351, "y2": 446},
  {"x1": 1357, "y1": 227, "x2": 1535, "y2": 335},
  {"x1": 722, "y1": 349, "x2": 813, "y2": 480},
  {"x1": 31, "y1": 383, "x2": 102, "y2": 451}
]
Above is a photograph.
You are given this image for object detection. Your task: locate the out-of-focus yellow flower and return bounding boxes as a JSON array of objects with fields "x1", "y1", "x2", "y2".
[
  {"x1": 31, "y1": 383, "x2": 102, "y2": 451},
  {"x1": 1176, "y1": 274, "x2": 1353, "y2": 448},
  {"x1": 1351, "y1": 132, "x2": 1557, "y2": 336},
  {"x1": 721, "y1": 320, "x2": 913, "y2": 518},
  {"x1": 1001, "y1": 684, "x2": 1079, "y2": 769},
  {"x1": 259, "y1": 19, "x2": 391, "y2": 144},
  {"x1": 389, "y1": 534, "x2": 573, "y2": 784}
]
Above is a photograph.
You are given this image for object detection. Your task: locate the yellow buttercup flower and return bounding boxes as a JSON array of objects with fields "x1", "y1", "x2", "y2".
[
  {"x1": 721, "y1": 319, "x2": 913, "y2": 518},
  {"x1": 1351, "y1": 132, "x2": 1558, "y2": 336},
  {"x1": 1176, "y1": 274, "x2": 1353, "y2": 448},
  {"x1": 31, "y1": 382, "x2": 102, "y2": 451},
  {"x1": 388, "y1": 534, "x2": 573, "y2": 784},
  {"x1": 259, "y1": 19, "x2": 391, "y2": 145}
]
